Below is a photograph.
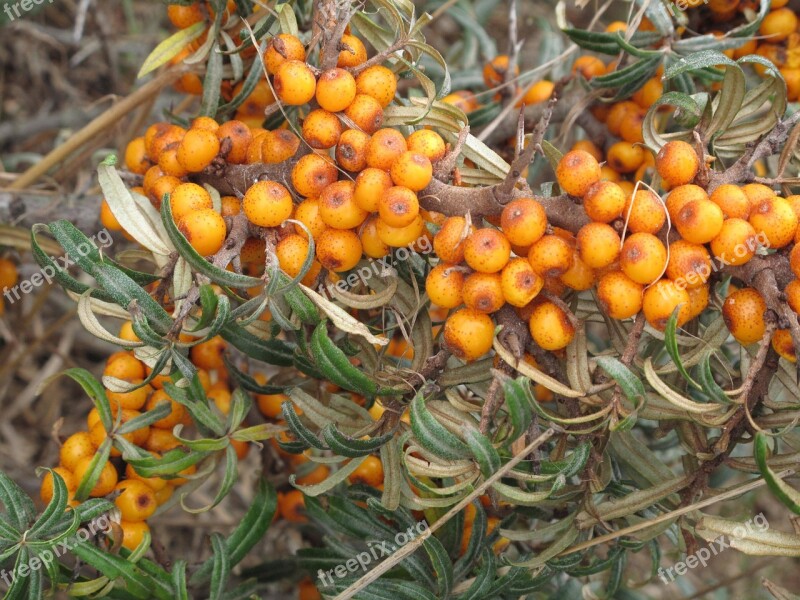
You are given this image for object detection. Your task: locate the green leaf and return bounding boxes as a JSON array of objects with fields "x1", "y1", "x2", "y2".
[
  {"x1": 220, "y1": 320, "x2": 294, "y2": 366},
  {"x1": 322, "y1": 424, "x2": 393, "y2": 458},
  {"x1": 208, "y1": 533, "x2": 230, "y2": 600},
  {"x1": 283, "y1": 400, "x2": 324, "y2": 450},
  {"x1": 421, "y1": 533, "x2": 453, "y2": 599},
  {"x1": 73, "y1": 440, "x2": 113, "y2": 502},
  {"x1": 59, "y1": 368, "x2": 114, "y2": 431},
  {"x1": 29, "y1": 469, "x2": 69, "y2": 537},
  {"x1": 409, "y1": 391, "x2": 470, "y2": 460},
  {"x1": 595, "y1": 356, "x2": 645, "y2": 406},
  {"x1": 755, "y1": 432, "x2": 800, "y2": 515},
  {"x1": 502, "y1": 377, "x2": 533, "y2": 442},
  {"x1": 0, "y1": 472, "x2": 35, "y2": 532},
  {"x1": 201, "y1": 43, "x2": 224, "y2": 118},
  {"x1": 463, "y1": 427, "x2": 500, "y2": 479},
  {"x1": 138, "y1": 22, "x2": 207, "y2": 78},
  {"x1": 310, "y1": 322, "x2": 379, "y2": 396}
]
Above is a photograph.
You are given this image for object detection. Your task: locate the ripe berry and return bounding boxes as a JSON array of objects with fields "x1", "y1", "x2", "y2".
[
  {"x1": 759, "y1": 7, "x2": 797, "y2": 42},
  {"x1": 146, "y1": 389, "x2": 186, "y2": 430},
  {"x1": 390, "y1": 151, "x2": 433, "y2": 191},
  {"x1": 463, "y1": 272, "x2": 504, "y2": 313},
  {"x1": 359, "y1": 215, "x2": 390, "y2": 259},
  {"x1": 709, "y1": 184, "x2": 751, "y2": 219},
  {"x1": 264, "y1": 34, "x2": 306, "y2": 75},
  {"x1": 642, "y1": 279, "x2": 691, "y2": 330},
  {"x1": 723, "y1": 287, "x2": 767, "y2": 345},
  {"x1": 434, "y1": 216, "x2": 472, "y2": 263},
  {"x1": 483, "y1": 55, "x2": 520, "y2": 87},
  {"x1": 59, "y1": 432, "x2": 96, "y2": 472},
  {"x1": 772, "y1": 329, "x2": 796, "y2": 363},
  {"x1": 177, "y1": 128, "x2": 220, "y2": 173},
  {"x1": 114, "y1": 480, "x2": 157, "y2": 522},
  {"x1": 655, "y1": 141, "x2": 700, "y2": 187},
  {"x1": 149, "y1": 175, "x2": 181, "y2": 209},
  {"x1": 118, "y1": 521, "x2": 150, "y2": 552},
  {"x1": 348, "y1": 455, "x2": 384, "y2": 486},
  {"x1": 443, "y1": 308, "x2": 495, "y2": 361},
  {"x1": 605, "y1": 101, "x2": 640, "y2": 137},
  {"x1": 426, "y1": 264, "x2": 465, "y2": 308},
  {"x1": 571, "y1": 55, "x2": 606, "y2": 80},
  {"x1": 790, "y1": 243, "x2": 800, "y2": 278},
  {"x1": 560, "y1": 251, "x2": 596, "y2": 291},
  {"x1": 556, "y1": 150, "x2": 602, "y2": 197},
  {"x1": 167, "y1": 3, "x2": 205, "y2": 28},
  {"x1": 403, "y1": 133, "x2": 445, "y2": 168},
  {"x1": 316, "y1": 68, "x2": 357, "y2": 112},
  {"x1": 124, "y1": 137, "x2": 151, "y2": 175},
  {"x1": 376, "y1": 215, "x2": 425, "y2": 247},
  {"x1": 619, "y1": 110, "x2": 645, "y2": 144},
  {"x1": 518, "y1": 80, "x2": 555, "y2": 106},
  {"x1": 316, "y1": 228, "x2": 362, "y2": 272},
  {"x1": 607, "y1": 141, "x2": 645, "y2": 174},
  {"x1": 291, "y1": 154, "x2": 339, "y2": 198},
  {"x1": 749, "y1": 196, "x2": 798, "y2": 248},
  {"x1": 170, "y1": 183, "x2": 213, "y2": 221},
  {"x1": 157, "y1": 144, "x2": 187, "y2": 178},
  {"x1": 336, "y1": 129, "x2": 370, "y2": 172},
  {"x1": 576, "y1": 223, "x2": 620, "y2": 269},
  {"x1": 351, "y1": 168, "x2": 392, "y2": 213},
  {"x1": 366, "y1": 128, "x2": 408, "y2": 170},
  {"x1": 255, "y1": 382, "x2": 288, "y2": 419},
  {"x1": 597, "y1": 271, "x2": 643, "y2": 319},
  {"x1": 686, "y1": 284, "x2": 710, "y2": 320},
  {"x1": 294, "y1": 198, "x2": 328, "y2": 240},
  {"x1": 73, "y1": 456, "x2": 118, "y2": 497},
  {"x1": 665, "y1": 184, "x2": 709, "y2": 219},
  {"x1": 274, "y1": 60, "x2": 317, "y2": 106},
  {"x1": 464, "y1": 228, "x2": 511, "y2": 273},
  {"x1": 500, "y1": 257, "x2": 543, "y2": 307},
  {"x1": 302, "y1": 109, "x2": 343, "y2": 149},
  {"x1": 178, "y1": 208, "x2": 227, "y2": 256},
  {"x1": 620, "y1": 232, "x2": 667, "y2": 285},
  {"x1": 190, "y1": 336, "x2": 225, "y2": 370},
  {"x1": 528, "y1": 301, "x2": 575, "y2": 351},
  {"x1": 583, "y1": 181, "x2": 626, "y2": 223},
  {"x1": 528, "y1": 234, "x2": 574, "y2": 277},
  {"x1": 355, "y1": 65, "x2": 398, "y2": 108},
  {"x1": 675, "y1": 200, "x2": 724, "y2": 244},
  {"x1": 500, "y1": 198, "x2": 547, "y2": 247},
  {"x1": 40, "y1": 467, "x2": 77, "y2": 504},
  {"x1": 275, "y1": 234, "x2": 312, "y2": 282},
  {"x1": 344, "y1": 94, "x2": 384, "y2": 134},
  {"x1": 786, "y1": 279, "x2": 800, "y2": 314},
  {"x1": 337, "y1": 34, "x2": 368, "y2": 68},
  {"x1": 220, "y1": 195, "x2": 241, "y2": 217},
  {"x1": 377, "y1": 185, "x2": 420, "y2": 228},
  {"x1": 319, "y1": 180, "x2": 368, "y2": 229},
  {"x1": 216, "y1": 119, "x2": 252, "y2": 164},
  {"x1": 262, "y1": 129, "x2": 301, "y2": 163},
  {"x1": 243, "y1": 180, "x2": 294, "y2": 228},
  {"x1": 625, "y1": 188, "x2": 666, "y2": 235},
  {"x1": 145, "y1": 428, "x2": 181, "y2": 453},
  {"x1": 104, "y1": 353, "x2": 146, "y2": 381},
  {"x1": 108, "y1": 381, "x2": 152, "y2": 411},
  {"x1": 665, "y1": 240, "x2": 711, "y2": 289}
]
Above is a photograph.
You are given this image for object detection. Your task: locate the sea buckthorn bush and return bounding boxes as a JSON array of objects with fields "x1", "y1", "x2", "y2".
[{"x1": 5, "y1": 0, "x2": 800, "y2": 598}]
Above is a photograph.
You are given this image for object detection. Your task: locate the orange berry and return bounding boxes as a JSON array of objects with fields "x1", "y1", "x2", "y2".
[
  {"x1": 597, "y1": 271, "x2": 643, "y2": 319},
  {"x1": 675, "y1": 200, "x2": 724, "y2": 244},
  {"x1": 749, "y1": 196, "x2": 798, "y2": 248},
  {"x1": 336, "y1": 129, "x2": 370, "y2": 172},
  {"x1": 464, "y1": 229, "x2": 511, "y2": 273},
  {"x1": 348, "y1": 455, "x2": 384, "y2": 486},
  {"x1": 316, "y1": 68, "x2": 357, "y2": 112},
  {"x1": 625, "y1": 188, "x2": 666, "y2": 235},
  {"x1": 167, "y1": 3, "x2": 205, "y2": 28},
  {"x1": 353, "y1": 167, "x2": 392, "y2": 212},
  {"x1": 319, "y1": 180, "x2": 368, "y2": 229},
  {"x1": 759, "y1": 7, "x2": 797, "y2": 42},
  {"x1": 483, "y1": 55, "x2": 520, "y2": 87},
  {"x1": 501, "y1": 258, "x2": 543, "y2": 307},
  {"x1": 528, "y1": 234, "x2": 574, "y2": 277},
  {"x1": 118, "y1": 521, "x2": 150, "y2": 552},
  {"x1": 344, "y1": 94, "x2": 384, "y2": 134},
  {"x1": 359, "y1": 215, "x2": 390, "y2": 259},
  {"x1": 376, "y1": 215, "x2": 425, "y2": 247},
  {"x1": 302, "y1": 109, "x2": 343, "y2": 149},
  {"x1": 773, "y1": 329, "x2": 797, "y2": 362},
  {"x1": 632, "y1": 76, "x2": 663, "y2": 109},
  {"x1": 686, "y1": 284, "x2": 710, "y2": 320},
  {"x1": 390, "y1": 151, "x2": 432, "y2": 191},
  {"x1": 572, "y1": 55, "x2": 606, "y2": 80},
  {"x1": 108, "y1": 380, "x2": 152, "y2": 411},
  {"x1": 145, "y1": 428, "x2": 181, "y2": 453},
  {"x1": 264, "y1": 34, "x2": 306, "y2": 75},
  {"x1": 148, "y1": 175, "x2": 181, "y2": 210},
  {"x1": 191, "y1": 116, "x2": 219, "y2": 132},
  {"x1": 124, "y1": 137, "x2": 151, "y2": 175},
  {"x1": 463, "y1": 272, "x2": 504, "y2": 313},
  {"x1": 576, "y1": 223, "x2": 621, "y2": 269},
  {"x1": 125, "y1": 456, "x2": 168, "y2": 492},
  {"x1": 190, "y1": 336, "x2": 226, "y2": 370},
  {"x1": 642, "y1": 279, "x2": 691, "y2": 330},
  {"x1": 786, "y1": 279, "x2": 800, "y2": 314},
  {"x1": 378, "y1": 186, "x2": 420, "y2": 228},
  {"x1": 709, "y1": 184, "x2": 751, "y2": 220},
  {"x1": 426, "y1": 264, "x2": 465, "y2": 308},
  {"x1": 276, "y1": 234, "x2": 313, "y2": 279},
  {"x1": 665, "y1": 184, "x2": 709, "y2": 219},
  {"x1": 316, "y1": 228, "x2": 362, "y2": 272},
  {"x1": 656, "y1": 141, "x2": 700, "y2": 187},
  {"x1": 40, "y1": 467, "x2": 77, "y2": 504},
  {"x1": 666, "y1": 240, "x2": 712, "y2": 289},
  {"x1": 177, "y1": 128, "x2": 220, "y2": 173},
  {"x1": 443, "y1": 308, "x2": 495, "y2": 361},
  {"x1": 274, "y1": 60, "x2": 317, "y2": 105},
  {"x1": 500, "y1": 198, "x2": 547, "y2": 247},
  {"x1": 583, "y1": 181, "x2": 626, "y2": 223},
  {"x1": 790, "y1": 243, "x2": 800, "y2": 279},
  {"x1": 406, "y1": 129, "x2": 446, "y2": 162},
  {"x1": 243, "y1": 180, "x2": 293, "y2": 227},
  {"x1": 279, "y1": 489, "x2": 307, "y2": 522},
  {"x1": 216, "y1": 120, "x2": 252, "y2": 164},
  {"x1": 607, "y1": 141, "x2": 645, "y2": 174},
  {"x1": 291, "y1": 154, "x2": 339, "y2": 198},
  {"x1": 296, "y1": 465, "x2": 330, "y2": 486},
  {"x1": 433, "y1": 216, "x2": 472, "y2": 264},
  {"x1": 518, "y1": 80, "x2": 555, "y2": 106},
  {"x1": 256, "y1": 388, "x2": 288, "y2": 419},
  {"x1": 114, "y1": 480, "x2": 157, "y2": 522},
  {"x1": 293, "y1": 198, "x2": 328, "y2": 241},
  {"x1": 261, "y1": 129, "x2": 301, "y2": 163},
  {"x1": 178, "y1": 208, "x2": 227, "y2": 256},
  {"x1": 104, "y1": 354, "x2": 145, "y2": 382},
  {"x1": 59, "y1": 432, "x2": 96, "y2": 472},
  {"x1": 556, "y1": 150, "x2": 601, "y2": 197},
  {"x1": 620, "y1": 232, "x2": 667, "y2": 285},
  {"x1": 170, "y1": 182, "x2": 213, "y2": 221},
  {"x1": 355, "y1": 65, "x2": 398, "y2": 108},
  {"x1": 157, "y1": 143, "x2": 187, "y2": 178},
  {"x1": 99, "y1": 199, "x2": 122, "y2": 232},
  {"x1": 220, "y1": 195, "x2": 241, "y2": 217},
  {"x1": 560, "y1": 251, "x2": 596, "y2": 290},
  {"x1": 366, "y1": 128, "x2": 408, "y2": 170},
  {"x1": 73, "y1": 456, "x2": 118, "y2": 498},
  {"x1": 723, "y1": 288, "x2": 767, "y2": 345},
  {"x1": 146, "y1": 389, "x2": 186, "y2": 429},
  {"x1": 619, "y1": 110, "x2": 645, "y2": 144},
  {"x1": 529, "y1": 301, "x2": 575, "y2": 351},
  {"x1": 145, "y1": 123, "x2": 186, "y2": 163},
  {"x1": 336, "y1": 34, "x2": 367, "y2": 68},
  {"x1": 605, "y1": 102, "x2": 640, "y2": 137}
]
